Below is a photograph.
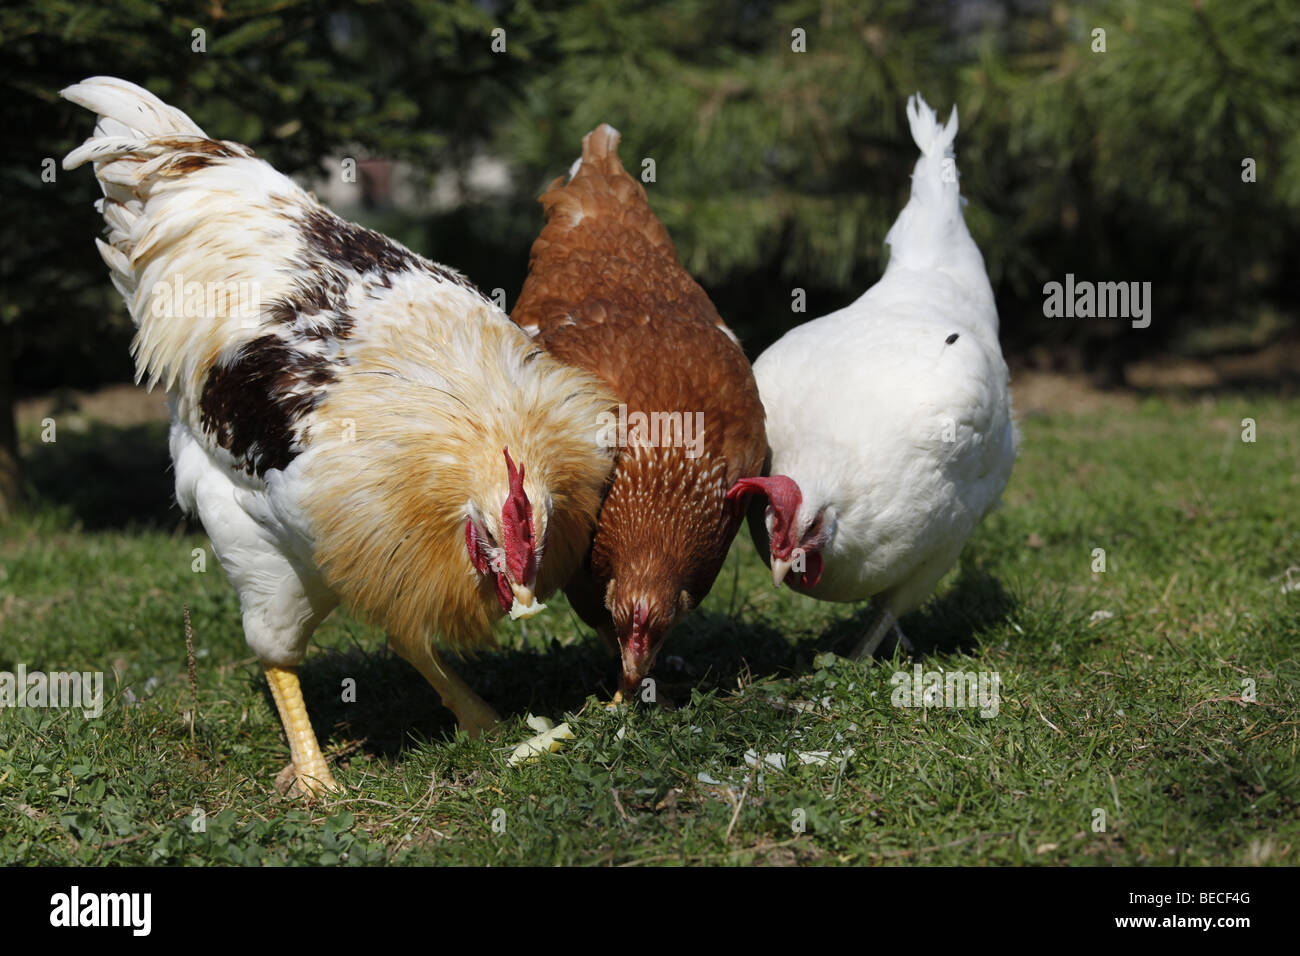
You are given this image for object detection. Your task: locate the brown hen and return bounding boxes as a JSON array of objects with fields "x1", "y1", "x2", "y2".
[{"x1": 512, "y1": 124, "x2": 767, "y2": 695}]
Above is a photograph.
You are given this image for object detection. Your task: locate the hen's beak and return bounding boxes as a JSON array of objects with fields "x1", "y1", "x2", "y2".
[
  {"x1": 621, "y1": 600, "x2": 659, "y2": 694},
  {"x1": 771, "y1": 556, "x2": 793, "y2": 588},
  {"x1": 621, "y1": 648, "x2": 652, "y2": 696}
]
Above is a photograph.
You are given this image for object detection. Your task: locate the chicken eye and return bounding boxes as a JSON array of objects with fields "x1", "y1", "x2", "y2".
[
  {"x1": 466, "y1": 512, "x2": 504, "y2": 576},
  {"x1": 676, "y1": 589, "x2": 694, "y2": 617},
  {"x1": 466, "y1": 501, "x2": 501, "y2": 548},
  {"x1": 804, "y1": 508, "x2": 834, "y2": 548}
]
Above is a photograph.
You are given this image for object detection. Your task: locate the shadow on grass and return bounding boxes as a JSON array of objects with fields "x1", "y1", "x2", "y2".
[
  {"x1": 289, "y1": 612, "x2": 810, "y2": 761},
  {"x1": 817, "y1": 554, "x2": 1018, "y2": 660},
  {"x1": 23, "y1": 420, "x2": 195, "y2": 532},
  {"x1": 281, "y1": 559, "x2": 1016, "y2": 763}
]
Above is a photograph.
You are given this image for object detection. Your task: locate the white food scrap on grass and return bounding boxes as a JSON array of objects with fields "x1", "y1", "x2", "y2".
[
  {"x1": 1277, "y1": 567, "x2": 1300, "y2": 594},
  {"x1": 743, "y1": 749, "x2": 787, "y2": 772},
  {"x1": 508, "y1": 715, "x2": 574, "y2": 766},
  {"x1": 737, "y1": 749, "x2": 856, "y2": 773},
  {"x1": 765, "y1": 694, "x2": 835, "y2": 715},
  {"x1": 795, "y1": 749, "x2": 855, "y2": 770},
  {"x1": 695, "y1": 772, "x2": 741, "y2": 801}
]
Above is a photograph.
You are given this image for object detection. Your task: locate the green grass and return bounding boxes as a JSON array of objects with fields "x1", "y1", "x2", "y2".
[{"x1": 1, "y1": 393, "x2": 1297, "y2": 865}]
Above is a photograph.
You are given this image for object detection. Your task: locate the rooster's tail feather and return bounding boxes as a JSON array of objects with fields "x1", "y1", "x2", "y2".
[
  {"x1": 62, "y1": 77, "x2": 320, "y2": 405},
  {"x1": 62, "y1": 77, "x2": 263, "y2": 333},
  {"x1": 62, "y1": 76, "x2": 206, "y2": 150}
]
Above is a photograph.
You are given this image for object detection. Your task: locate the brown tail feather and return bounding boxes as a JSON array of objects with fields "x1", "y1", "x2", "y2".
[
  {"x1": 535, "y1": 123, "x2": 674, "y2": 257},
  {"x1": 578, "y1": 123, "x2": 623, "y2": 174}
]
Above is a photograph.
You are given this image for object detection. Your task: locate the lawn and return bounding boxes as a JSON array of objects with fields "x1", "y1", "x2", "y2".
[{"x1": 1, "y1": 385, "x2": 1296, "y2": 865}]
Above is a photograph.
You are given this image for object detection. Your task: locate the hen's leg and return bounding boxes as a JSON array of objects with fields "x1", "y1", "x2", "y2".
[
  {"x1": 851, "y1": 606, "x2": 899, "y2": 660},
  {"x1": 264, "y1": 664, "x2": 339, "y2": 795},
  {"x1": 389, "y1": 639, "x2": 500, "y2": 737},
  {"x1": 890, "y1": 622, "x2": 915, "y2": 654}
]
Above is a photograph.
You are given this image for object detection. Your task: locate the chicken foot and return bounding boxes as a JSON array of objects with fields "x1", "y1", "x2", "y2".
[
  {"x1": 264, "y1": 664, "x2": 340, "y2": 796},
  {"x1": 389, "y1": 639, "x2": 501, "y2": 737}
]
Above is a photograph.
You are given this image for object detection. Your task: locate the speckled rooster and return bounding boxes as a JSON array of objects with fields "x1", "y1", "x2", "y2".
[{"x1": 62, "y1": 77, "x2": 616, "y2": 794}]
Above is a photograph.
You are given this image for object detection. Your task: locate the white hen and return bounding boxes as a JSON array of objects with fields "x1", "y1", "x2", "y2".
[{"x1": 730, "y1": 93, "x2": 1017, "y2": 658}]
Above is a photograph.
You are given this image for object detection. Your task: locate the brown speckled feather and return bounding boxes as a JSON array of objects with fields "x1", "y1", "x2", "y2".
[{"x1": 512, "y1": 124, "x2": 767, "y2": 676}]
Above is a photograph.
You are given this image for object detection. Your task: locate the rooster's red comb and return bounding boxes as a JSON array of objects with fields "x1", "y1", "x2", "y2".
[{"x1": 500, "y1": 447, "x2": 536, "y2": 585}]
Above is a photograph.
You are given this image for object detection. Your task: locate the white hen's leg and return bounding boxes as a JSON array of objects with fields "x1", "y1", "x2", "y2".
[
  {"x1": 851, "y1": 606, "x2": 898, "y2": 660},
  {"x1": 891, "y1": 622, "x2": 915, "y2": 653}
]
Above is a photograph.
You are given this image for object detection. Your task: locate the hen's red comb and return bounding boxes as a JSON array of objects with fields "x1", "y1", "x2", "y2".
[
  {"x1": 725, "y1": 475, "x2": 802, "y2": 548},
  {"x1": 500, "y1": 447, "x2": 536, "y2": 585},
  {"x1": 725, "y1": 475, "x2": 801, "y2": 513}
]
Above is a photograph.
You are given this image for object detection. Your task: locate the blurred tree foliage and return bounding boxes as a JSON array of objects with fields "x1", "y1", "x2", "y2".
[
  {"x1": 495, "y1": 0, "x2": 1300, "y2": 361},
  {"x1": 2, "y1": 0, "x2": 1297, "y2": 514},
  {"x1": 0, "y1": 0, "x2": 527, "y2": 513}
]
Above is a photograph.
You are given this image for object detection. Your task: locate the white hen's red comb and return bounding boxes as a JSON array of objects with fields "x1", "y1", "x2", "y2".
[{"x1": 725, "y1": 475, "x2": 802, "y2": 549}]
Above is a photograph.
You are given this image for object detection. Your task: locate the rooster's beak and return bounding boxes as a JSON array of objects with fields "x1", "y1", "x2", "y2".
[
  {"x1": 510, "y1": 582, "x2": 536, "y2": 608},
  {"x1": 771, "y1": 556, "x2": 793, "y2": 588}
]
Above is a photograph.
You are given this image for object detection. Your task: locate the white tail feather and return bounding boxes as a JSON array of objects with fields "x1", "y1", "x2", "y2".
[
  {"x1": 62, "y1": 77, "x2": 258, "y2": 317},
  {"x1": 906, "y1": 94, "x2": 958, "y2": 159},
  {"x1": 62, "y1": 76, "x2": 206, "y2": 142},
  {"x1": 62, "y1": 76, "x2": 312, "y2": 401},
  {"x1": 882, "y1": 92, "x2": 984, "y2": 284}
]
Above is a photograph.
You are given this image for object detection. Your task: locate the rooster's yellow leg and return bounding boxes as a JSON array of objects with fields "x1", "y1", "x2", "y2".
[
  {"x1": 264, "y1": 664, "x2": 339, "y2": 795},
  {"x1": 390, "y1": 640, "x2": 500, "y2": 737}
]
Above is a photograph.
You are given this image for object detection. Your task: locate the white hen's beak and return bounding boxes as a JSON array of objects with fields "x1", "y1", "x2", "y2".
[{"x1": 771, "y1": 556, "x2": 793, "y2": 588}]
